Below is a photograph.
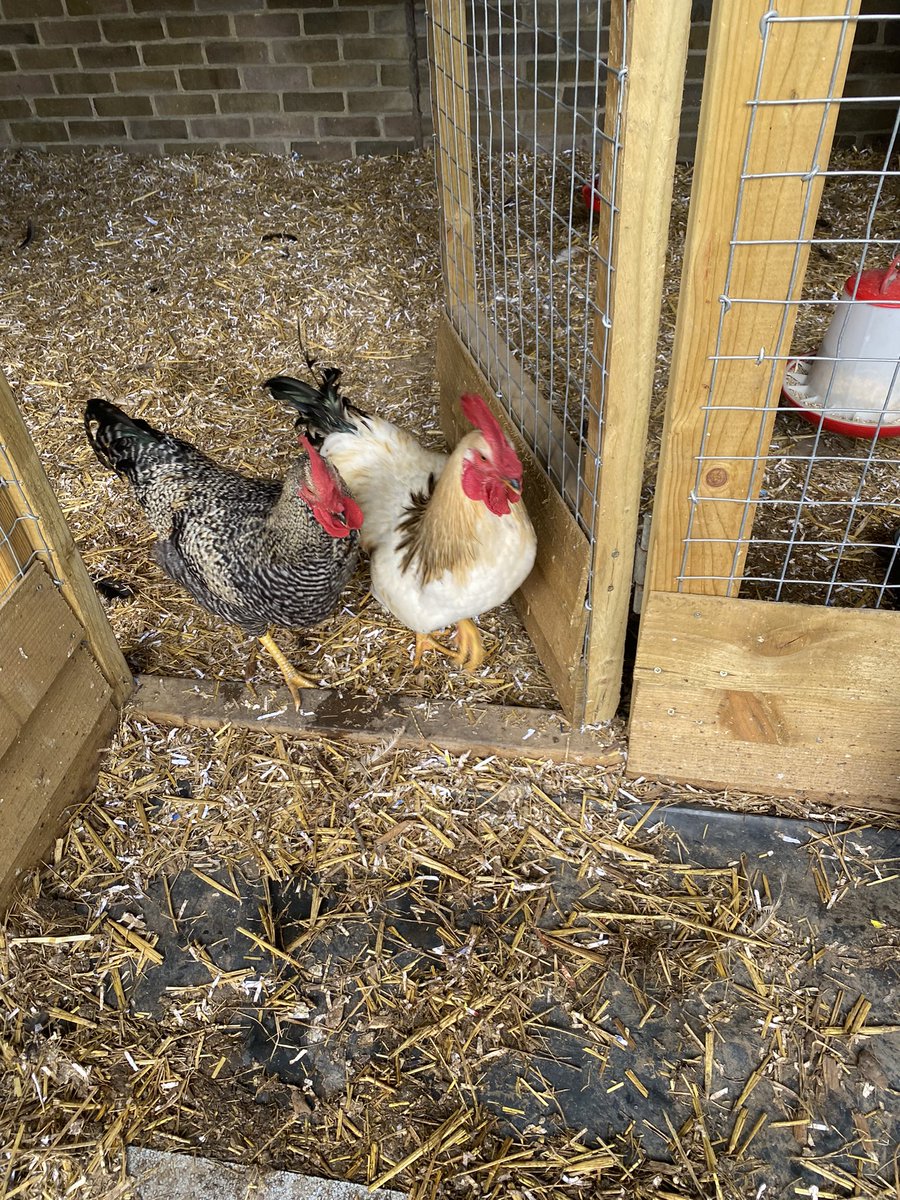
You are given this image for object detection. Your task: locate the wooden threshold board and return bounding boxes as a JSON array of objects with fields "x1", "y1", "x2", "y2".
[
  {"x1": 131, "y1": 675, "x2": 623, "y2": 768},
  {"x1": 628, "y1": 592, "x2": 900, "y2": 812}
]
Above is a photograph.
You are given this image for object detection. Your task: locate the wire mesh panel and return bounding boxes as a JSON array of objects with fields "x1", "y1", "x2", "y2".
[
  {"x1": 0, "y1": 435, "x2": 54, "y2": 606},
  {"x1": 429, "y1": 0, "x2": 689, "y2": 721},
  {"x1": 661, "y1": 5, "x2": 900, "y2": 610},
  {"x1": 432, "y1": 0, "x2": 623, "y2": 534}
]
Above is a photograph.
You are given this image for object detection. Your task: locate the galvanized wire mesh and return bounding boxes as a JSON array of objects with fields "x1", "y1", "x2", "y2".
[
  {"x1": 0, "y1": 436, "x2": 54, "y2": 605},
  {"x1": 429, "y1": 0, "x2": 626, "y2": 551},
  {"x1": 681, "y1": 8, "x2": 900, "y2": 611}
]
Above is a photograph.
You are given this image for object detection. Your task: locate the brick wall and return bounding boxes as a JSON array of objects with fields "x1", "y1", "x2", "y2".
[
  {"x1": 0, "y1": 0, "x2": 896, "y2": 158},
  {"x1": 0, "y1": 0, "x2": 426, "y2": 156}
]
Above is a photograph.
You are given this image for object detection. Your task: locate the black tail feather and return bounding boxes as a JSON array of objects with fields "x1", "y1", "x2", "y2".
[
  {"x1": 264, "y1": 372, "x2": 361, "y2": 443},
  {"x1": 873, "y1": 529, "x2": 900, "y2": 609},
  {"x1": 84, "y1": 398, "x2": 165, "y2": 477}
]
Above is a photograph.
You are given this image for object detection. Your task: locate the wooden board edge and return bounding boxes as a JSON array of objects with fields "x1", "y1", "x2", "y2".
[
  {"x1": 130, "y1": 674, "x2": 625, "y2": 769},
  {"x1": 627, "y1": 591, "x2": 900, "y2": 814}
]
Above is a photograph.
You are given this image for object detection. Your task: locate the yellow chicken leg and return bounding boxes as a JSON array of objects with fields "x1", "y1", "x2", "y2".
[
  {"x1": 413, "y1": 631, "x2": 457, "y2": 668},
  {"x1": 453, "y1": 618, "x2": 485, "y2": 672},
  {"x1": 258, "y1": 631, "x2": 317, "y2": 710}
]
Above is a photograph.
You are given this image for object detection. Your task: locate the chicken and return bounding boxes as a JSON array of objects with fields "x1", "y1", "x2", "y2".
[
  {"x1": 263, "y1": 369, "x2": 536, "y2": 672},
  {"x1": 873, "y1": 530, "x2": 900, "y2": 608},
  {"x1": 83, "y1": 398, "x2": 363, "y2": 707}
]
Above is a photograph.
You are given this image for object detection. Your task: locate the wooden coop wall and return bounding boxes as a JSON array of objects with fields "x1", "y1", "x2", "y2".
[
  {"x1": 629, "y1": 0, "x2": 900, "y2": 812},
  {"x1": 0, "y1": 372, "x2": 131, "y2": 910},
  {"x1": 428, "y1": 0, "x2": 691, "y2": 726}
]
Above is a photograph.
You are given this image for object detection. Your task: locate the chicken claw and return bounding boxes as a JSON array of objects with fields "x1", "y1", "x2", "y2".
[
  {"x1": 413, "y1": 631, "x2": 457, "y2": 668},
  {"x1": 258, "y1": 631, "x2": 317, "y2": 710},
  {"x1": 453, "y1": 618, "x2": 485, "y2": 672},
  {"x1": 413, "y1": 621, "x2": 485, "y2": 672}
]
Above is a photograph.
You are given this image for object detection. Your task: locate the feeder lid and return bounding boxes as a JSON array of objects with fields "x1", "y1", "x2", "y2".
[{"x1": 844, "y1": 253, "x2": 900, "y2": 308}]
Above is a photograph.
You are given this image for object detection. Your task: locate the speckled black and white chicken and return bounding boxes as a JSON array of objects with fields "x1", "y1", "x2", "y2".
[{"x1": 84, "y1": 398, "x2": 363, "y2": 706}]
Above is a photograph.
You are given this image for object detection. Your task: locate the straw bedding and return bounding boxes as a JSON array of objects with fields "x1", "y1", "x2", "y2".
[{"x1": 1, "y1": 148, "x2": 898, "y2": 1199}]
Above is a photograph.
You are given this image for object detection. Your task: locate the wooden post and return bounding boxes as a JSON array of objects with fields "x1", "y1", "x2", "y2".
[
  {"x1": 579, "y1": 0, "x2": 692, "y2": 723},
  {"x1": 645, "y1": 0, "x2": 861, "y2": 597},
  {"x1": 428, "y1": 0, "x2": 478, "y2": 317},
  {"x1": 0, "y1": 372, "x2": 132, "y2": 704}
]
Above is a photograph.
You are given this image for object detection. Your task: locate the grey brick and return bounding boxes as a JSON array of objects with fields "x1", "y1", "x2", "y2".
[
  {"x1": 114, "y1": 69, "x2": 178, "y2": 91},
  {"x1": 271, "y1": 38, "x2": 339, "y2": 64},
  {"x1": 103, "y1": 16, "x2": 165, "y2": 42},
  {"x1": 0, "y1": 97, "x2": 31, "y2": 117},
  {"x1": 252, "y1": 112, "x2": 314, "y2": 136},
  {"x1": 290, "y1": 138, "x2": 353, "y2": 159},
  {"x1": 131, "y1": 0, "x2": 203, "y2": 9},
  {"x1": 94, "y1": 93, "x2": 154, "y2": 116},
  {"x1": 303, "y1": 8, "x2": 368, "y2": 35},
  {"x1": 141, "y1": 41, "x2": 204, "y2": 66},
  {"x1": 129, "y1": 117, "x2": 188, "y2": 139},
  {"x1": 55, "y1": 71, "x2": 115, "y2": 94},
  {"x1": 218, "y1": 90, "x2": 280, "y2": 113},
  {"x1": 189, "y1": 115, "x2": 251, "y2": 136},
  {"x1": 341, "y1": 34, "x2": 408, "y2": 60},
  {"x1": 347, "y1": 88, "x2": 410, "y2": 113},
  {"x1": 383, "y1": 113, "x2": 418, "y2": 136},
  {"x1": 309, "y1": 62, "x2": 377, "y2": 88},
  {"x1": 379, "y1": 62, "x2": 411, "y2": 88},
  {"x1": 0, "y1": 22, "x2": 38, "y2": 45},
  {"x1": 218, "y1": 140, "x2": 274, "y2": 152},
  {"x1": 67, "y1": 0, "x2": 127, "y2": 12},
  {"x1": 0, "y1": 50, "x2": 13, "y2": 71},
  {"x1": 240, "y1": 63, "x2": 306, "y2": 88},
  {"x1": 317, "y1": 113, "x2": 378, "y2": 136},
  {"x1": 196, "y1": 0, "x2": 263, "y2": 9},
  {"x1": 1, "y1": 0, "x2": 62, "y2": 15},
  {"x1": 77, "y1": 44, "x2": 140, "y2": 69},
  {"x1": 8, "y1": 117, "x2": 69, "y2": 140},
  {"x1": 0, "y1": 72, "x2": 53, "y2": 96},
  {"x1": 179, "y1": 65, "x2": 240, "y2": 89},
  {"x1": 38, "y1": 18, "x2": 101, "y2": 43},
  {"x1": 372, "y1": 5, "x2": 407, "y2": 34},
  {"x1": 284, "y1": 89, "x2": 344, "y2": 112},
  {"x1": 165, "y1": 14, "x2": 231, "y2": 38},
  {"x1": 206, "y1": 40, "x2": 270, "y2": 64},
  {"x1": 232, "y1": 11, "x2": 300, "y2": 36},
  {"x1": 34, "y1": 94, "x2": 92, "y2": 116},
  {"x1": 67, "y1": 119, "x2": 126, "y2": 139},
  {"x1": 14, "y1": 45, "x2": 77, "y2": 69},
  {"x1": 155, "y1": 92, "x2": 216, "y2": 115}
]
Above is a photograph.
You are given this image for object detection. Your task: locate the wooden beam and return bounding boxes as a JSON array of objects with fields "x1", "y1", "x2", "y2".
[
  {"x1": 581, "y1": 0, "x2": 691, "y2": 724},
  {"x1": 645, "y1": 0, "x2": 861, "y2": 597},
  {"x1": 428, "y1": 0, "x2": 477, "y2": 312},
  {"x1": 628, "y1": 591, "x2": 900, "y2": 812},
  {"x1": 437, "y1": 315, "x2": 590, "y2": 720},
  {"x1": 132, "y1": 674, "x2": 624, "y2": 768},
  {"x1": 0, "y1": 369, "x2": 132, "y2": 704}
]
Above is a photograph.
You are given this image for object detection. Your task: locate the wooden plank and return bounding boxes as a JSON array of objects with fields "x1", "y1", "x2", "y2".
[
  {"x1": 436, "y1": 314, "x2": 590, "y2": 720},
  {"x1": 0, "y1": 645, "x2": 116, "y2": 909},
  {"x1": 581, "y1": 0, "x2": 691, "y2": 723},
  {"x1": 645, "y1": 0, "x2": 861, "y2": 597},
  {"x1": 131, "y1": 674, "x2": 624, "y2": 769},
  {"x1": 0, "y1": 369, "x2": 132, "y2": 704},
  {"x1": 428, "y1": 0, "x2": 477, "y2": 312},
  {"x1": 628, "y1": 592, "x2": 900, "y2": 811},
  {"x1": 0, "y1": 562, "x2": 84, "y2": 760}
]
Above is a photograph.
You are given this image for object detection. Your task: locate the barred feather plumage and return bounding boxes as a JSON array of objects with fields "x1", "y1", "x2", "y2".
[{"x1": 84, "y1": 398, "x2": 359, "y2": 639}]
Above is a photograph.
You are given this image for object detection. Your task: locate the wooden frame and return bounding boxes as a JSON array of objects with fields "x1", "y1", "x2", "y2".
[
  {"x1": 645, "y1": 0, "x2": 861, "y2": 597},
  {"x1": 0, "y1": 373, "x2": 130, "y2": 908},
  {"x1": 627, "y1": 1, "x2": 900, "y2": 809},
  {"x1": 429, "y1": 0, "x2": 690, "y2": 726}
]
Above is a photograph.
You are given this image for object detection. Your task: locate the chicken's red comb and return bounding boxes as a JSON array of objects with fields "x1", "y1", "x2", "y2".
[{"x1": 460, "y1": 393, "x2": 522, "y2": 479}]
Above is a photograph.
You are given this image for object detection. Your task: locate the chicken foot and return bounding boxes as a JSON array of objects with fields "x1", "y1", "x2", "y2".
[
  {"x1": 412, "y1": 618, "x2": 484, "y2": 673},
  {"x1": 258, "y1": 630, "x2": 317, "y2": 710}
]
